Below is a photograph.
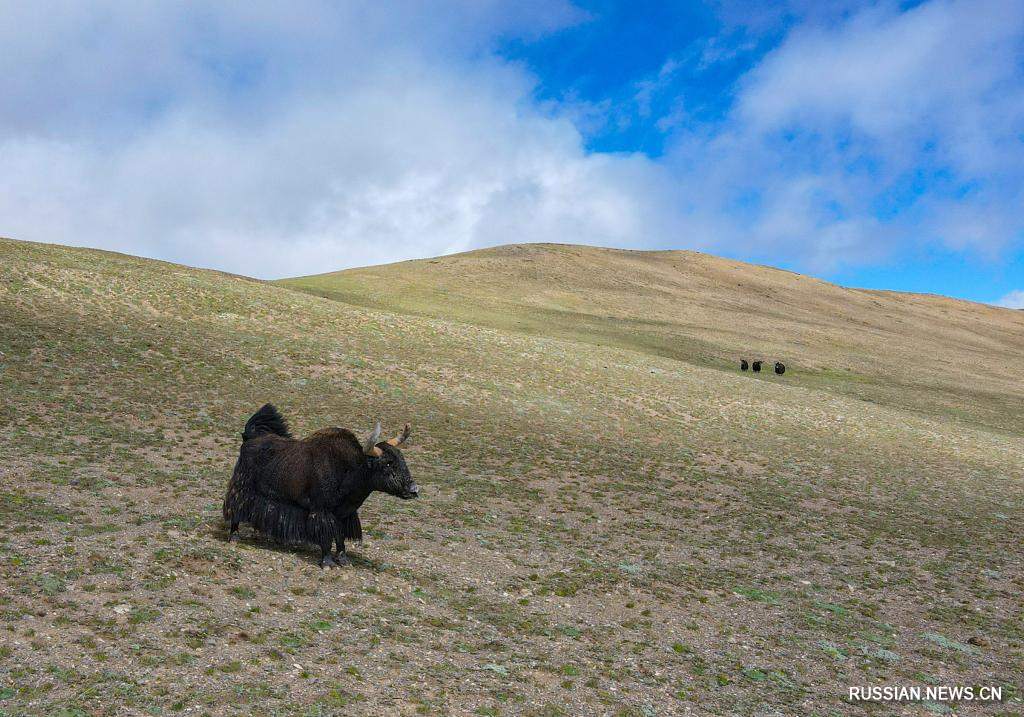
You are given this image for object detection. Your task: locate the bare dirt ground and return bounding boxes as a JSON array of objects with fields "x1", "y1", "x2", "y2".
[{"x1": 1, "y1": 238, "x2": 1022, "y2": 716}]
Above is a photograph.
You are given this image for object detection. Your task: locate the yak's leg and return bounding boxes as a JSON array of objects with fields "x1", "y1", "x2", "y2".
[
  {"x1": 334, "y1": 537, "x2": 351, "y2": 566},
  {"x1": 318, "y1": 535, "x2": 337, "y2": 569},
  {"x1": 228, "y1": 522, "x2": 240, "y2": 542}
]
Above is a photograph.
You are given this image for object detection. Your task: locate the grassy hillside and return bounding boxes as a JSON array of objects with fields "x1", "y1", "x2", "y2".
[
  {"x1": 1, "y1": 236, "x2": 1022, "y2": 716},
  {"x1": 282, "y1": 243, "x2": 1024, "y2": 434}
]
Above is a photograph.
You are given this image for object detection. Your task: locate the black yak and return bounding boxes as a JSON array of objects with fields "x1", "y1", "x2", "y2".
[
  {"x1": 223, "y1": 404, "x2": 417, "y2": 568},
  {"x1": 775, "y1": 361, "x2": 786, "y2": 375},
  {"x1": 740, "y1": 359, "x2": 749, "y2": 371},
  {"x1": 752, "y1": 360, "x2": 762, "y2": 373}
]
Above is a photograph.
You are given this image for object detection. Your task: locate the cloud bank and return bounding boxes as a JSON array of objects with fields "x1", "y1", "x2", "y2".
[
  {"x1": 0, "y1": 0, "x2": 1021, "y2": 281},
  {"x1": 659, "y1": 0, "x2": 1024, "y2": 270},
  {"x1": 994, "y1": 290, "x2": 1024, "y2": 309}
]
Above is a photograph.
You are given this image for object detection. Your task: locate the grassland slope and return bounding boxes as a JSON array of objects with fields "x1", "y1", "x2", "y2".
[
  {"x1": 282, "y1": 243, "x2": 1024, "y2": 433},
  {"x1": 1, "y1": 237, "x2": 1022, "y2": 716}
]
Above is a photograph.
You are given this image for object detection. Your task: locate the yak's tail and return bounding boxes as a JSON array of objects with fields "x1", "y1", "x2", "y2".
[{"x1": 242, "y1": 403, "x2": 291, "y2": 442}]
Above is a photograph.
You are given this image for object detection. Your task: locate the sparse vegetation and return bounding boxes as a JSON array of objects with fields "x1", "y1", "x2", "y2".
[{"x1": 0, "y1": 237, "x2": 1021, "y2": 715}]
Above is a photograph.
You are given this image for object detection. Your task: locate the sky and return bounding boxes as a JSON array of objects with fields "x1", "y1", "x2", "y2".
[{"x1": 1, "y1": 0, "x2": 1022, "y2": 307}]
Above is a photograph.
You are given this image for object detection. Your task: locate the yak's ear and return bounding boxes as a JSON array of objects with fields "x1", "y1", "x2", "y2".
[
  {"x1": 386, "y1": 423, "x2": 411, "y2": 447},
  {"x1": 363, "y1": 422, "x2": 383, "y2": 457}
]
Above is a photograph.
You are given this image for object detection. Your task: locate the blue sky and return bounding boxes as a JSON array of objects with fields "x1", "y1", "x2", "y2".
[
  {"x1": 498, "y1": 1, "x2": 742, "y2": 155},
  {"x1": 499, "y1": 0, "x2": 1024, "y2": 304},
  {"x1": 1, "y1": 0, "x2": 1022, "y2": 307}
]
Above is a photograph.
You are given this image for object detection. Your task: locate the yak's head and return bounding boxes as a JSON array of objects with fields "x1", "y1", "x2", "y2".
[{"x1": 363, "y1": 423, "x2": 417, "y2": 499}]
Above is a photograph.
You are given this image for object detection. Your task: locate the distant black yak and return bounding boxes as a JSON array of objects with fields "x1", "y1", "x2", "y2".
[
  {"x1": 740, "y1": 359, "x2": 749, "y2": 371},
  {"x1": 752, "y1": 360, "x2": 762, "y2": 373},
  {"x1": 223, "y1": 404, "x2": 417, "y2": 568},
  {"x1": 775, "y1": 361, "x2": 786, "y2": 375}
]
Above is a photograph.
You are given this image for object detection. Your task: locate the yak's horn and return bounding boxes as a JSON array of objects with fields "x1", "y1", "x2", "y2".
[
  {"x1": 387, "y1": 423, "x2": 411, "y2": 447},
  {"x1": 363, "y1": 421, "x2": 382, "y2": 455}
]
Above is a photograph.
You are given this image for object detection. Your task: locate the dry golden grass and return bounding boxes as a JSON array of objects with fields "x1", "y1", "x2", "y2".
[{"x1": 284, "y1": 243, "x2": 1024, "y2": 433}]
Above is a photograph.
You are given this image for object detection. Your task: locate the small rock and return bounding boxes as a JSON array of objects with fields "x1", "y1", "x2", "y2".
[{"x1": 112, "y1": 604, "x2": 131, "y2": 615}]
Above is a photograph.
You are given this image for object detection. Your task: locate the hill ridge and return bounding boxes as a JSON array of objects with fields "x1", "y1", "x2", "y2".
[{"x1": 280, "y1": 240, "x2": 1024, "y2": 434}]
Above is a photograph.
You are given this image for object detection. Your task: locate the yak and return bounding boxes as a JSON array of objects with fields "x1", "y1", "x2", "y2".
[
  {"x1": 775, "y1": 361, "x2": 786, "y2": 375},
  {"x1": 222, "y1": 404, "x2": 417, "y2": 568},
  {"x1": 740, "y1": 359, "x2": 749, "y2": 371},
  {"x1": 752, "y1": 360, "x2": 762, "y2": 373}
]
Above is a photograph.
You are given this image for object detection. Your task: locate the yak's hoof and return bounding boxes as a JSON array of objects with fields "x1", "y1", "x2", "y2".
[
  {"x1": 319, "y1": 555, "x2": 338, "y2": 569},
  {"x1": 228, "y1": 533, "x2": 240, "y2": 543},
  {"x1": 333, "y1": 552, "x2": 351, "y2": 566}
]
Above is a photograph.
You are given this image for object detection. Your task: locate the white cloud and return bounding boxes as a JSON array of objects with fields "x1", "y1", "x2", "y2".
[
  {"x1": 0, "y1": 1, "x2": 687, "y2": 278},
  {"x1": 0, "y1": 0, "x2": 1021, "y2": 281},
  {"x1": 736, "y1": 0, "x2": 1024, "y2": 166},
  {"x1": 0, "y1": 72, "x2": 686, "y2": 278},
  {"x1": 658, "y1": 0, "x2": 1024, "y2": 270},
  {"x1": 994, "y1": 290, "x2": 1024, "y2": 309}
]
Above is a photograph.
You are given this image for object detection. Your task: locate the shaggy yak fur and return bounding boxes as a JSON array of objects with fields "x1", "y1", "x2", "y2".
[
  {"x1": 774, "y1": 361, "x2": 786, "y2": 375},
  {"x1": 752, "y1": 360, "x2": 763, "y2": 373},
  {"x1": 223, "y1": 404, "x2": 417, "y2": 568},
  {"x1": 740, "y1": 359, "x2": 749, "y2": 371}
]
